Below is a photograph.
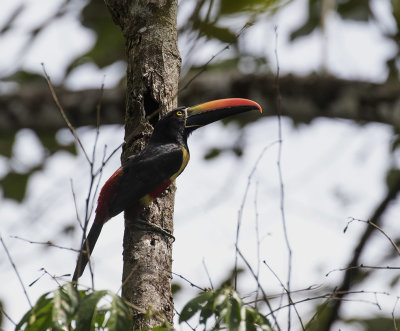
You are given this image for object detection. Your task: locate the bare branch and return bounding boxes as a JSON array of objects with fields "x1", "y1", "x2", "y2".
[
  {"x1": 10, "y1": 235, "x2": 79, "y2": 252},
  {"x1": 254, "y1": 182, "x2": 261, "y2": 309},
  {"x1": 274, "y1": 25, "x2": 293, "y2": 330},
  {"x1": 171, "y1": 272, "x2": 208, "y2": 292},
  {"x1": 322, "y1": 175, "x2": 400, "y2": 329},
  {"x1": 266, "y1": 289, "x2": 390, "y2": 317},
  {"x1": 202, "y1": 258, "x2": 214, "y2": 290},
  {"x1": 345, "y1": 217, "x2": 400, "y2": 256},
  {"x1": 0, "y1": 304, "x2": 16, "y2": 327},
  {"x1": 41, "y1": 63, "x2": 91, "y2": 163},
  {"x1": 326, "y1": 264, "x2": 400, "y2": 277},
  {"x1": 236, "y1": 246, "x2": 282, "y2": 331},
  {"x1": 234, "y1": 140, "x2": 279, "y2": 288},
  {"x1": 263, "y1": 260, "x2": 305, "y2": 330},
  {"x1": 392, "y1": 297, "x2": 400, "y2": 331},
  {"x1": 178, "y1": 23, "x2": 253, "y2": 97},
  {"x1": 28, "y1": 268, "x2": 67, "y2": 287},
  {"x1": 0, "y1": 235, "x2": 32, "y2": 308}
]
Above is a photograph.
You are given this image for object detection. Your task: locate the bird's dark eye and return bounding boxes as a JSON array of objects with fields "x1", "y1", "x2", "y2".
[{"x1": 176, "y1": 110, "x2": 183, "y2": 116}]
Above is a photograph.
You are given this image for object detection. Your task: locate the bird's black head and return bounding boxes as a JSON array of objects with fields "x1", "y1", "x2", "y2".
[
  {"x1": 150, "y1": 99, "x2": 262, "y2": 146},
  {"x1": 150, "y1": 107, "x2": 188, "y2": 145}
]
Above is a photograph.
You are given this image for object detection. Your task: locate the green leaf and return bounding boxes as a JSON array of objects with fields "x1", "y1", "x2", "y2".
[
  {"x1": 219, "y1": 0, "x2": 280, "y2": 15},
  {"x1": 196, "y1": 21, "x2": 237, "y2": 44},
  {"x1": 385, "y1": 168, "x2": 400, "y2": 192},
  {"x1": 204, "y1": 148, "x2": 222, "y2": 160},
  {"x1": 3, "y1": 70, "x2": 46, "y2": 85},
  {"x1": 245, "y1": 307, "x2": 272, "y2": 331},
  {"x1": 15, "y1": 292, "x2": 53, "y2": 331},
  {"x1": 94, "y1": 309, "x2": 107, "y2": 329},
  {"x1": 337, "y1": 0, "x2": 372, "y2": 21},
  {"x1": 245, "y1": 308, "x2": 258, "y2": 331},
  {"x1": 52, "y1": 284, "x2": 80, "y2": 327},
  {"x1": 38, "y1": 133, "x2": 77, "y2": 156},
  {"x1": 390, "y1": 274, "x2": 400, "y2": 288},
  {"x1": 0, "y1": 171, "x2": 30, "y2": 202},
  {"x1": 105, "y1": 292, "x2": 131, "y2": 331},
  {"x1": 200, "y1": 291, "x2": 220, "y2": 325},
  {"x1": 290, "y1": 0, "x2": 321, "y2": 41},
  {"x1": 171, "y1": 283, "x2": 182, "y2": 295},
  {"x1": 179, "y1": 291, "x2": 215, "y2": 323},
  {"x1": 344, "y1": 317, "x2": 400, "y2": 331},
  {"x1": 76, "y1": 290, "x2": 108, "y2": 331},
  {"x1": 0, "y1": 134, "x2": 16, "y2": 158},
  {"x1": 67, "y1": 0, "x2": 124, "y2": 74},
  {"x1": 227, "y1": 296, "x2": 241, "y2": 331}
]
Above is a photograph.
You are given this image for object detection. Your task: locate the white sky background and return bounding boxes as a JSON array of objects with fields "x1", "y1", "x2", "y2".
[{"x1": 1, "y1": 0, "x2": 399, "y2": 330}]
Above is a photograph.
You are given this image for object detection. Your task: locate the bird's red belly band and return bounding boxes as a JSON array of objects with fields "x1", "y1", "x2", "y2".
[{"x1": 140, "y1": 179, "x2": 172, "y2": 206}]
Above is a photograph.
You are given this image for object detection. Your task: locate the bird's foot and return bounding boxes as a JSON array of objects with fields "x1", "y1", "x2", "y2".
[{"x1": 134, "y1": 219, "x2": 175, "y2": 242}]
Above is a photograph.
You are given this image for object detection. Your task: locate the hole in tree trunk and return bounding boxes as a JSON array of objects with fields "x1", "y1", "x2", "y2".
[{"x1": 144, "y1": 90, "x2": 160, "y2": 127}]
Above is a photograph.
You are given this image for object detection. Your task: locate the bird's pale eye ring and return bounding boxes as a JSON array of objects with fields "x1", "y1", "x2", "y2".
[{"x1": 176, "y1": 110, "x2": 183, "y2": 116}]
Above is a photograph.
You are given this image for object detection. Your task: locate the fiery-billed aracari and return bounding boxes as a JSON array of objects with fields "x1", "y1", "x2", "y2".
[{"x1": 72, "y1": 98, "x2": 262, "y2": 281}]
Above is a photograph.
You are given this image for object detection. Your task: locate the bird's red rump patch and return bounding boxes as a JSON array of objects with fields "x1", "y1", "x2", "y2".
[
  {"x1": 149, "y1": 180, "x2": 172, "y2": 199},
  {"x1": 95, "y1": 167, "x2": 124, "y2": 223},
  {"x1": 140, "y1": 179, "x2": 172, "y2": 206}
]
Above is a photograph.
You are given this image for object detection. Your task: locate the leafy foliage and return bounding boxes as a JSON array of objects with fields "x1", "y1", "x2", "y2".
[
  {"x1": 344, "y1": 316, "x2": 400, "y2": 331},
  {"x1": 179, "y1": 287, "x2": 273, "y2": 331},
  {"x1": 16, "y1": 284, "x2": 273, "y2": 331},
  {"x1": 15, "y1": 284, "x2": 131, "y2": 331},
  {"x1": 0, "y1": 133, "x2": 76, "y2": 202}
]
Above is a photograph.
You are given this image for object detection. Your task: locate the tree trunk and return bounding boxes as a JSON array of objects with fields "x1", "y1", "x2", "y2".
[{"x1": 103, "y1": 0, "x2": 180, "y2": 328}]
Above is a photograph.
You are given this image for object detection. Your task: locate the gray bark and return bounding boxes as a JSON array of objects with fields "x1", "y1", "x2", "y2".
[
  {"x1": 3, "y1": 74, "x2": 400, "y2": 136},
  {"x1": 103, "y1": 0, "x2": 180, "y2": 328}
]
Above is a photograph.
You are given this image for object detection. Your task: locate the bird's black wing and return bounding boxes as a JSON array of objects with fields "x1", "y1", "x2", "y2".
[{"x1": 108, "y1": 143, "x2": 185, "y2": 217}]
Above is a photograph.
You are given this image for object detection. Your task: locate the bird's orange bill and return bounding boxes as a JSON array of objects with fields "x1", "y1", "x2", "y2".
[{"x1": 185, "y1": 98, "x2": 262, "y2": 130}]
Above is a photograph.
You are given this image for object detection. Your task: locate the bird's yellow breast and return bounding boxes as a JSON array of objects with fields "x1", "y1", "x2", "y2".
[{"x1": 170, "y1": 145, "x2": 190, "y2": 181}]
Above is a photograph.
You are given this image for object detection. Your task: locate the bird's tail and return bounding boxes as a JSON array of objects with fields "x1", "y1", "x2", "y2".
[{"x1": 72, "y1": 221, "x2": 104, "y2": 282}]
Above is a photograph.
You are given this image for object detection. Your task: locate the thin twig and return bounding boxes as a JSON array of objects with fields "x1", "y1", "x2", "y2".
[
  {"x1": 70, "y1": 179, "x2": 83, "y2": 229},
  {"x1": 326, "y1": 264, "x2": 400, "y2": 277},
  {"x1": 236, "y1": 246, "x2": 281, "y2": 331},
  {"x1": 345, "y1": 217, "x2": 400, "y2": 256},
  {"x1": 322, "y1": 174, "x2": 400, "y2": 329},
  {"x1": 202, "y1": 258, "x2": 214, "y2": 290},
  {"x1": 263, "y1": 260, "x2": 305, "y2": 330},
  {"x1": 0, "y1": 305, "x2": 16, "y2": 327},
  {"x1": 147, "y1": 21, "x2": 254, "y2": 121},
  {"x1": 244, "y1": 284, "x2": 322, "y2": 304},
  {"x1": 171, "y1": 272, "x2": 207, "y2": 292},
  {"x1": 1, "y1": 236, "x2": 32, "y2": 308},
  {"x1": 178, "y1": 23, "x2": 252, "y2": 95},
  {"x1": 90, "y1": 145, "x2": 108, "y2": 218},
  {"x1": 29, "y1": 268, "x2": 66, "y2": 287},
  {"x1": 41, "y1": 63, "x2": 90, "y2": 163},
  {"x1": 10, "y1": 235, "x2": 79, "y2": 252},
  {"x1": 234, "y1": 140, "x2": 279, "y2": 288},
  {"x1": 94, "y1": 143, "x2": 123, "y2": 177},
  {"x1": 254, "y1": 182, "x2": 261, "y2": 309},
  {"x1": 392, "y1": 297, "x2": 399, "y2": 331},
  {"x1": 274, "y1": 25, "x2": 292, "y2": 330},
  {"x1": 266, "y1": 289, "x2": 389, "y2": 317},
  {"x1": 174, "y1": 307, "x2": 196, "y2": 331},
  {"x1": 118, "y1": 264, "x2": 139, "y2": 294}
]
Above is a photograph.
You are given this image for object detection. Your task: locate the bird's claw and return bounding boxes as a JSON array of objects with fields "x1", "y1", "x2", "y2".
[{"x1": 134, "y1": 219, "x2": 175, "y2": 242}]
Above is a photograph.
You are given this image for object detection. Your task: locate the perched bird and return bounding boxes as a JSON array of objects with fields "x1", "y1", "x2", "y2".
[{"x1": 72, "y1": 98, "x2": 262, "y2": 281}]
